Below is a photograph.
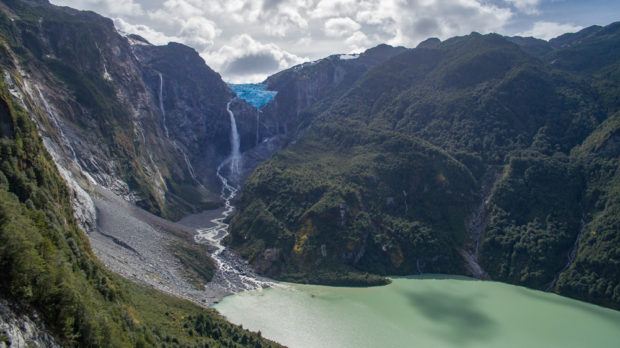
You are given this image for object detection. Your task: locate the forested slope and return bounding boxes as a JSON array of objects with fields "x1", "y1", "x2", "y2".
[{"x1": 230, "y1": 26, "x2": 620, "y2": 309}]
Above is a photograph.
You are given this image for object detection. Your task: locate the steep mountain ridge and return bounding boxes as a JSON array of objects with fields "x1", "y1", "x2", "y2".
[
  {"x1": 259, "y1": 44, "x2": 407, "y2": 136},
  {"x1": 0, "y1": 0, "x2": 283, "y2": 345},
  {"x1": 1, "y1": 4, "x2": 619, "y2": 348},
  {"x1": 131, "y1": 40, "x2": 278, "y2": 191},
  {"x1": 0, "y1": 0, "x2": 275, "y2": 221},
  {"x1": 0, "y1": 73, "x2": 278, "y2": 346},
  {"x1": 230, "y1": 25, "x2": 620, "y2": 309}
]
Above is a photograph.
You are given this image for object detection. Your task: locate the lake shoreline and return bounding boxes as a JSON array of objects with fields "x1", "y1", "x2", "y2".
[{"x1": 214, "y1": 277, "x2": 620, "y2": 348}]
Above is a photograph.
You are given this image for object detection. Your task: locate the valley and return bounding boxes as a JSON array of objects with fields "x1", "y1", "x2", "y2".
[{"x1": 0, "y1": 0, "x2": 619, "y2": 347}]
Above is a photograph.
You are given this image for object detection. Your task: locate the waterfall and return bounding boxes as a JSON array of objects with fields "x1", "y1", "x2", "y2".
[
  {"x1": 172, "y1": 141, "x2": 201, "y2": 185},
  {"x1": 192, "y1": 99, "x2": 276, "y2": 292},
  {"x1": 156, "y1": 73, "x2": 200, "y2": 185},
  {"x1": 158, "y1": 72, "x2": 169, "y2": 138},
  {"x1": 226, "y1": 100, "x2": 241, "y2": 179},
  {"x1": 180, "y1": 147, "x2": 198, "y2": 182},
  {"x1": 460, "y1": 168, "x2": 502, "y2": 279}
]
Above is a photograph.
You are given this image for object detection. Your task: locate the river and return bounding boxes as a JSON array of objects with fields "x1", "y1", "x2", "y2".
[{"x1": 214, "y1": 276, "x2": 620, "y2": 348}]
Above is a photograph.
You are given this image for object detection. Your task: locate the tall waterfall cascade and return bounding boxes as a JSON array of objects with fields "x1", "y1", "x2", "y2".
[
  {"x1": 227, "y1": 83, "x2": 277, "y2": 147},
  {"x1": 194, "y1": 98, "x2": 275, "y2": 292},
  {"x1": 226, "y1": 100, "x2": 242, "y2": 180}
]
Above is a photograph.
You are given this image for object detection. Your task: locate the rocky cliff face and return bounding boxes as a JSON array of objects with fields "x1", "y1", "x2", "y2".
[
  {"x1": 0, "y1": 299, "x2": 60, "y2": 348},
  {"x1": 132, "y1": 40, "x2": 238, "y2": 190},
  {"x1": 0, "y1": 0, "x2": 272, "y2": 220},
  {"x1": 259, "y1": 44, "x2": 407, "y2": 136},
  {"x1": 0, "y1": 1, "x2": 285, "y2": 346}
]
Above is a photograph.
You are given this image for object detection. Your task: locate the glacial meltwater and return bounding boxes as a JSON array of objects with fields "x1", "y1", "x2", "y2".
[{"x1": 214, "y1": 276, "x2": 620, "y2": 348}]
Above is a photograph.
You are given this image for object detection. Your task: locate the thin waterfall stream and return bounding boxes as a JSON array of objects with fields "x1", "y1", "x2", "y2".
[
  {"x1": 157, "y1": 72, "x2": 201, "y2": 185},
  {"x1": 158, "y1": 72, "x2": 170, "y2": 138}
]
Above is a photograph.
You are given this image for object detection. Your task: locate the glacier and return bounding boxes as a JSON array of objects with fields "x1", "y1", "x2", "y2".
[{"x1": 229, "y1": 83, "x2": 277, "y2": 109}]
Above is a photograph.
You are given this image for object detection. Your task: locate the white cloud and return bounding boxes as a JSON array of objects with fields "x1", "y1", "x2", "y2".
[
  {"x1": 163, "y1": 0, "x2": 204, "y2": 17},
  {"x1": 381, "y1": 0, "x2": 514, "y2": 47},
  {"x1": 505, "y1": 0, "x2": 541, "y2": 15},
  {"x1": 113, "y1": 18, "x2": 180, "y2": 45},
  {"x1": 311, "y1": 0, "x2": 358, "y2": 18},
  {"x1": 201, "y1": 34, "x2": 305, "y2": 83},
  {"x1": 324, "y1": 17, "x2": 361, "y2": 38},
  {"x1": 345, "y1": 31, "x2": 372, "y2": 52},
  {"x1": 53, "y1": 0, "x2": 528, "y2": 81},
  {"x1": 179, "y1": 17, "x2": 221, "y2": 49},
  {"x1": 311, "y1": 0, "x2": 513, "y2": 46},
  {"x1": 261, "y1": 5, "x2": 309, "y2": 37},
  {"x1": 52, "y1": 0, "x2": 144, "y2": 16},
  {"x1": 115, "y1": 15, "x2": 220, "y2": 50},
  {"x1": 518, "y1": 21, "x2": 584, "y2": 40},
  {"x1": 148, "y1": 0, "x2": 204, "y2": 25},
  {"x1": 203, "y1": 0, "x2": 264, "y2": 23}
]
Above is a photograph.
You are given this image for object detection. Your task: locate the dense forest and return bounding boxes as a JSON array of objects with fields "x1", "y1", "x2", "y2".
[{"x1": 230, "y1": 24, "x2": 620, "y2": 310}]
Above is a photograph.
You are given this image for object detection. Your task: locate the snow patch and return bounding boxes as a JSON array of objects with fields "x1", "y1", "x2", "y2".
[
  {"x1": 103, "y1": 63, "x2": 113, "y2": 81},
  {"x1": 339, "y1": 54, "x2": 359, "y2": 60}
]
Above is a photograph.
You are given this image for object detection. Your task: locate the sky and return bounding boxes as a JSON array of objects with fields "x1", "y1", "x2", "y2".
[{"x1": 49, "y1": 0, "x2": 620, "y2": 83}]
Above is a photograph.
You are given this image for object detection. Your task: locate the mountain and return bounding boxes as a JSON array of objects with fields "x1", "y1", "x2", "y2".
[
  {"x1": 0, "y1": 0, "x2": 281, "y2": 346},
  {"x1": 0, "y1": 0, "x2": 278, "y2": 221},
  {"x1": 0, "y1": 66, "x2": 278, "y2": 346},
  {"x1": 1, "y1": 1, "x2": 619, "y2": 345},
  {"x1": 229, "y1": 26, "x2": 620, "y2": 309},
  {"x1": 259, "y1": 44, "x2": 407, "y2": 136}
]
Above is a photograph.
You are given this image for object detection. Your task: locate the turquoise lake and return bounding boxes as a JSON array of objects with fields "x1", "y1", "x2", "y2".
[{"x1": 214, "y1": 276, "x2": 620, "y2": 348}]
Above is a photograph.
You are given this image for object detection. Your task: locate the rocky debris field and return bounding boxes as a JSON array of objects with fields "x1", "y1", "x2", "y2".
[{"x1": 89, "y1": 187, "x2": 274, "y2": 306}]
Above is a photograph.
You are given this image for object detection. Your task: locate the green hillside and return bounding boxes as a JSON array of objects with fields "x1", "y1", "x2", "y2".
[
  {"x1": 230, "y1": 27, "x2": 620, "y2": 309},
  {"x1": 0, "y1": 78, "x2": 278, "y2": 347}
]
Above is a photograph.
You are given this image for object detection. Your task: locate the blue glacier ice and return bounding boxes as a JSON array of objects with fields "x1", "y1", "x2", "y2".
[{"x1": 229, "y1": 83, "x2": 277, "y2": 109}]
